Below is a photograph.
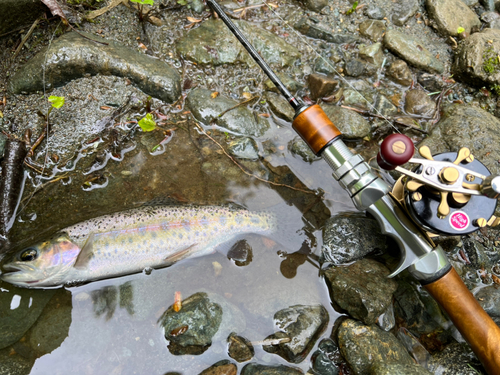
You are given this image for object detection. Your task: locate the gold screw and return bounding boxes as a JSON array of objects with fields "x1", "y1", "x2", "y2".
[
  {"x1": 392, "y1": 141, "x2": 406, "y2": 155},
  {"x1": 474, "y1": 218, "x2": 487, "y2": 228},
  {"x1": 466, "y1": 174, "x2": 475, "y2": 182},
  {"x1": 412, "y1": 192, "x2": 422, "y2": 201}
]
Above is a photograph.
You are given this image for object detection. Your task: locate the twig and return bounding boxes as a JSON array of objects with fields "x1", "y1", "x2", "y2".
[
  {"x1": 13, "y1": 18, "x2": 40, "y2": 58},
  {"x1": 341, "y1": 105, "x2": 428, "y2": 134},
  {"x1": 194, "y1": 123, "x2": 316, "y2": 194},
  {"x1": 19, "y1": 173, "x2": 71, "y2": 206},
  {"x1": 27, "y1": 128, "x2": 47, "y2": 158},
  {"x1": 86, "y1": 0, "x2": 125, "y2": 20},
  {"x1": 215, "y1": 96, "x2": 258, "y2": 119}
]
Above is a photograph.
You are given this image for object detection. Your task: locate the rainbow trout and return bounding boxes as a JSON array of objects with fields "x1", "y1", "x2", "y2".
[{"x1": 1, "y1": 205, "x2": 276, "y2": 288}]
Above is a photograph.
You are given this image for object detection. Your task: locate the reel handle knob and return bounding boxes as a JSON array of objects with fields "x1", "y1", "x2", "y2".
[{"x1": 377, "y1": 134, "x2": 415, "y2": 170}]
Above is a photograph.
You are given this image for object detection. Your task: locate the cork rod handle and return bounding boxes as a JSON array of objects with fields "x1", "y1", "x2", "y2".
[{"x1": 424, "y1": 268, "x2": 500, "y2": 374}]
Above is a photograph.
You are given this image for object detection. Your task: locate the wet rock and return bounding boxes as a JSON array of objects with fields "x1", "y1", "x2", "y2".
[
  {"x1": 428, "y1": 342, "x2": 483, "y2": 374},
  {"x1": 314, "y1": 52, "x2": 340, "y2": 75},
  {"x1": 187, "y1": 88, "x2": 270, "y2": 137},
  {"x1": 480, "y1": 11, "x2": 500, "y2": 29},
  {"x1": 324, "y1": 259, "x2": 398, "y2": 325},
  {"x1": 227, "y1": 137, "x2": 259, "y2": 161},
  {"x1": 373, "y1": 94, "x2": 398, "y2": 116},
  {"x1": 9, "y1": 32, "x2": 181, "y2": 103},
  {"x1": 294, "y1": 17, "x2": 363, "y2": 44},
  {"x1": 359, "y1": 20, "x2": 386, "y2": 42},
  {"x1": 337, "y1": 319, "x2": 414, "y2": 374},
  {"x1": 396, "y1": 328, "x2": 432, "y2": 370},
  {"x1": 365, "y1": 5, "x2": 386, "y2": 20},
  {"x1": 241, "y1": 363, "x2": 303, "y2": 375},
  {"x1": 404, "y1": 89, "x2": 436, "y2": 117},
  {"x1": 199, "y1": 360, "x2": 237, "y2": 375},
  {"x1": 299, "y1": 0, "x2": 328, "y2": 12},
  {"x1": 28, "y1": 289, "x2": 72, "y2": 356},
  {"x1": 0, "y1": 0, "x2": 47, "y2": 35},
  {"x1": 288, "y1": 136, "x2": 320, "y2": 163},
  {"x1": 359, "y1": 43, "x2": 384, "y2": 66},
  {"x1": 393, "y1": 279, "x2": 445, "y2": 335},
  {"x1": 425, "y1": 0, "x2": 481, "y2": 37},
  {"x1": 0, "y1": 348, "x2": 33, "y2": 375},
  {"x1": 264, "y1": 92, "x2": 295, "y2": 122},
  {"x1": 417, "y1": 73, "x2": 446, "y2": 92},
  {"x1": 227, "y1": 239, "x2": 253, "y2": 267},
  {"x1": 0, "y1": 133, "x2": 6, "y2": 159},
  {"x1": 307, "y1": 74, "x2": 338, "y2": 101},
  {"x1": 452, "y1": 28, "x2": 500, "y2": 88},
  {"x1": 392, "y1": 0, "x2": 419, "y2": 26},
  {"x1": 320, "y1": 214, "x2": 387, "y2": 265},
  {"x1": 345, "y1": 58, "x2": 377, "y2": 77},
  {"x1": 417, "y1": 104, "x2": 500, "y2": 187},
  {"x1": 387, "y1": 60, "x2": 413, "y2": 86},
  {"x1": 188, "y1": 0, "x2": 205, "y2": 13},
  {"x1": 263, "y1": 305, "x2": 328, "y2": 363},
  {"x1": 264, "y1": 74, "x2": 303, "y2": 94},
  {"x1": 384, "y1": 30, "x2": 445, "y2": 74},
  {"x1": 475, "y1": 284, "x2": 500, "y2": 318},
  {"x1": 480, "y1": 0, "x2": 496, "y2": 11},
  {"x1": 343, "y1": 89, "x2": 374, "y2": 111},
  {"x1": 460, "y1": 235, "x2": 497, "y2": 270},
  {"x1": 227, "y1": 332, "x2": 254, "y2": 362},
  {"x1": 160, "y1": 292, "x2": 223, "y2": 355},
  {"x1": 320, "y1": 104, "x2": 371, "y2": 139},
  {"x1": 377, "y1": 303, "x2": 396, "y2": 331},
  {"x1": 177, "y1": 19, "x2": 299, "y2": 67},
  {"x1": 310, "y1": 339, "x2": 341, "y2": 375},
  {"x1": 370, "y1": 362, "x2": 433, "y2": 375},
  {"x1": 0, "y1": 282, "x2": 56, "y2": 350}
]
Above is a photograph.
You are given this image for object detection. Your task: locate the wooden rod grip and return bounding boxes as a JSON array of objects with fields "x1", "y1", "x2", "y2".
[
  {"x1": 292, "y1": 105, "x2": 342, "y2": 155},
  {"x1": 424, "y1": 268, "x2": 500, "y2": 374}
]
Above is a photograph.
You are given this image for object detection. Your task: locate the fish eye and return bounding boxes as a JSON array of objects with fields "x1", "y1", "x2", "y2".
[{"x1": 20, "y1": 248, "x2": 38, "y2": 262}]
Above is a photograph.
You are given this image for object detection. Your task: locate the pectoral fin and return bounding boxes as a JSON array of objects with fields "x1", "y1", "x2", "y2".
[
  {"x1": 163, "y1": 243, "x2": 199, "y2": 266},
  {"x1": 73, "y1": 234, "x2": 95, "y2": 269}
]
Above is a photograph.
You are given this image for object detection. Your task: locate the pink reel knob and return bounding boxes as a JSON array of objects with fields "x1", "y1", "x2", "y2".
[{"x1": 377, "y1": 134, "x2": 414, "y2": 170}]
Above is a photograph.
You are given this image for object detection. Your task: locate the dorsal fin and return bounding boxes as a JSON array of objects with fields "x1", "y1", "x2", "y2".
[{"x1": 73, "y1": 233, "x2": 95, "y2": 269}]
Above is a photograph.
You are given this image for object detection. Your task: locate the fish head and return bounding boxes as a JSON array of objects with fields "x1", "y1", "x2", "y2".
[{"x1": 1, "y1": 233, "x2": 81, "y2": 288}]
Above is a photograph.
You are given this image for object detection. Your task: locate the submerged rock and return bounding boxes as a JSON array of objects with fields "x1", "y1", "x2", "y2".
[
  {"x1": 227, "y1": 137, "x2": 259, "y2": 161},
  {"x1": 294, "y1": 17, "x2": 363, "y2": 44},
  {"x1": 288, "y1": 136, "x2": 320, "y2": 163},
  {"x1": 241, "y1": 363, "x2": 303, "y2": 375},
  {"x1": 0, "y1": 348, "x2": 33, "y2": 375},
  {"x1": 337, "y1": 319, "x2": 414, "y2": 374},
  {"x1": 160, "y1": 292, "x2": 223, "y2": 355},
  {"x1": 263, "y1": 305, "x2": 328, "y2": 363},
  {"x1": 0, "y1": 282, "x2": 56, "y2": 350},
  {"x1": 176, "y1": 19, "x2": 299, "y2": 67},
  {"x1": 384, "y1": 30, "x2": 444, "y2": 74},
  {"x1": 452, "y1": 28, "x2": 500, "y2": 88},
  {"x1": 199, "y1": 360, "x2": 237, "y2": 375},
  {"x1": 310, "y1": 339, "x2": 341, "y2": 375},
  {"x1": 187, "y1": 88, "x2": 270, "y2": 137},
  {"x1": 425, "y1": 0, "x2": 481, "y2": 37},
  {"x1": 227, "y1": 332, "x2": 254, "y2": 362},
  {"x1": 321, "y1": 214, "x2": 387, "y2": 265},
  {"x1": 9, "y1": 32, "x2": 181, "y2": 103},
  {"x1": 324, "y1": 259, "x2": 398, "y2": 325}
]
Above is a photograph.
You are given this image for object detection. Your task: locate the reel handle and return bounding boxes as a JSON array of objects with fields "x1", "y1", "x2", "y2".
[
  {"x1": 377, "y1": 134, "x2": 414, "y2": 170},
  {"x1": 424, "y1": 268, "x2": 500, "y2": 374}
]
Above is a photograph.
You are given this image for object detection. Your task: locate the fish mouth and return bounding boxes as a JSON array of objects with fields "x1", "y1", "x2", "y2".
[{"x1": 1, "y1": 262, "x2": 41, "y2": 286}]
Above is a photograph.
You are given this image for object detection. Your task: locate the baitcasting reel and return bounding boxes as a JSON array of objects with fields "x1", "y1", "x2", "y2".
[{"x1": 377, "y1": 134, "x2": 500, "y2": 236}]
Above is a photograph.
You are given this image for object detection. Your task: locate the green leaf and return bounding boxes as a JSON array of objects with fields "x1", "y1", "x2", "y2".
[
  {"x1": 346, "y1": 1, "x2": 358, "y2": 15},
  {"x1": 177, "y1": 0, "x2": 187, "y2": 5},
  {"x1": 457, "y1": 26, "x2": 465, "y2": 34},
  {"x1": 130, "y1": 0, "x2": 154, "y2": 4},
  {"x1": 48, "y1": 95, "x2": 65, "y2": 109},
  {"x1": 138, "y1": 113, "x2": 156, "y2": 132}
]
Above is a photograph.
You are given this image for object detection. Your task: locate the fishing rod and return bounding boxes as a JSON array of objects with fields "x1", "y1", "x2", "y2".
[{"x1": 206, "y1": 0, "x2": 500, "y2": 372}]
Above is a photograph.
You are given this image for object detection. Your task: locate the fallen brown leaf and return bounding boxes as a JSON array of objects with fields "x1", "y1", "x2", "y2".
[
  {"x1": 211, "y1": 92, "x2": 219, "y2": 98},
  {"x1": 186, "y1": 16, "x2": 202, "y2": 23},
  {"x1": 41, "y1": 0, "x2": 68, "y2": 24}
]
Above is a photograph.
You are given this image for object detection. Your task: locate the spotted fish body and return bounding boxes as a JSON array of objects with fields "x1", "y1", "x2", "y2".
[{"x1": 1, "y1": 205, "x2": 277, "y2": 288}]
